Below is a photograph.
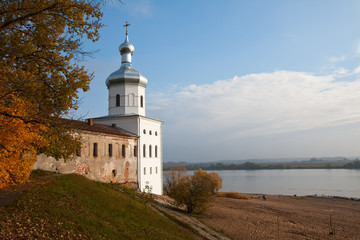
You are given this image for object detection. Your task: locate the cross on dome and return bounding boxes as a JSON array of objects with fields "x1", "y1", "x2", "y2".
[{"x1": 123, "y1": 21, "x2": 130, "y2": 36}]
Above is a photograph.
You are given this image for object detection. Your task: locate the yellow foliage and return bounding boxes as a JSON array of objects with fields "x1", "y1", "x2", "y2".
[
  {"x1": 0, "y1": 93, "x2": 47, "y2": 188},
  {"x1": 208, "y1": 172, "x2": 222, "y2": 192},
  {"x1": 164, "y1": 167, "x2": 223, "y2": 213},
  {"x1": 0, "y1": 0, "x2": 103, "y2": 188}
]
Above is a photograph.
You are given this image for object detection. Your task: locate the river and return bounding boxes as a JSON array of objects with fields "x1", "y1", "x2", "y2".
[{"x1": 185, "y1": 169, "x2": 360, "y2": 199}]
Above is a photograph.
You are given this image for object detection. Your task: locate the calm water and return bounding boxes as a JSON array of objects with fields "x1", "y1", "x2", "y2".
[{"x1": 190, "y1": 169, "x2": 360, "y2": 199}]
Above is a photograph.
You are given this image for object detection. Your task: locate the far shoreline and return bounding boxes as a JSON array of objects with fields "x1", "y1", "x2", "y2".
[{"x1": 236, "y1": 192, "x2": 360, "y2": 202}]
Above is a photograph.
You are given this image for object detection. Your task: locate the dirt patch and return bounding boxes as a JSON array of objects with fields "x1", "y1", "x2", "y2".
[
  {"x1": 197, "y1": 194, "x2": 360, "y2": 240},
  {"x1": 153, "y1": 195, "x2": 231, "y2": 240}
]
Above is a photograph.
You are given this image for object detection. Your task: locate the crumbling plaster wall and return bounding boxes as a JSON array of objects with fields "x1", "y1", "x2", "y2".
[{"x1": 34, "y1": 130, "x2": 138, "y2": 185}]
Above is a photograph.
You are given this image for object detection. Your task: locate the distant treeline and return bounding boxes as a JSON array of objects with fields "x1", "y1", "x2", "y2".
[{"x1": 164, "y1": 160, "x2": 360, "y2": 171}]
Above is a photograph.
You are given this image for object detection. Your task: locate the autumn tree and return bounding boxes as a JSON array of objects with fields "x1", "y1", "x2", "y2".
[
  {"x1": 164, "y1": 166, "x2": 222, "y2": 213},
  {"x1": 0, "y1": 0, "x2": 103, "y2": 188}
]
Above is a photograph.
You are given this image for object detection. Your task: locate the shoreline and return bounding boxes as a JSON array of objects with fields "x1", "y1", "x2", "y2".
[
  {"x1": 240, "y1": 192, "x2": 360, "y2": 201},
  {"x1": 199, "y1": 193, "x2": 360, "y2": 240}
]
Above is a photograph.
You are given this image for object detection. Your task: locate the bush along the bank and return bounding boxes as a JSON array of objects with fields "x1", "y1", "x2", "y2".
[{"x1": 164, "y1": 166, "x2": 222, "y2": 213}]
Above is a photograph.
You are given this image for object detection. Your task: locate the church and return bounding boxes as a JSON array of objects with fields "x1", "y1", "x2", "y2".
[{"x1": 34, "y1": 23, "x2": 164, "y2": 195}]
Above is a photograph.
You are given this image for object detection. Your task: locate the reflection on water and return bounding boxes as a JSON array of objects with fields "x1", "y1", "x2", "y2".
[{"x1": 188, "y1": 169, "x2": 360, "y2": 198}]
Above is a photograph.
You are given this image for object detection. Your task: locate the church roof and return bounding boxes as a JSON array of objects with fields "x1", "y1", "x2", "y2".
[
  {"x1": 61, "y1": 118, "x2": 138, "y2": 138},
  {"x1": 105, "y1": 35, "x2": 148, "y2": 88}
]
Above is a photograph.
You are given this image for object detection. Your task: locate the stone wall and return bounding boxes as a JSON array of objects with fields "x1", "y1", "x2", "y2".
[{"x1": 34, "y1": 130, "x2": 138, "y2": 186}]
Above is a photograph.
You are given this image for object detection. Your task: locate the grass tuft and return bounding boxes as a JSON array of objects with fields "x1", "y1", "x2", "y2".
[{"x1": 217, "y1": 192, "x2": 250, "y2": 200}]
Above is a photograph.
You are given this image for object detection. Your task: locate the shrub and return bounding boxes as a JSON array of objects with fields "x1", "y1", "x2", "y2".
[
  {"x1": 217, "y1": 192, "x2": 250, "y2": 200},
  {"x1": 164, "y1": 166, "x2": 222, "y2": 213}
]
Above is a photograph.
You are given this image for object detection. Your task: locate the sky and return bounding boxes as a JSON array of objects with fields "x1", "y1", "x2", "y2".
[{"x1": 76, "y1": 0, "x2": 360, "y2": 163}]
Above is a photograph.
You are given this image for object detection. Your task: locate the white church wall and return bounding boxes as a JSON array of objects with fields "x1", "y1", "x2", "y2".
[
  {"x1": 138, "y1": 118, "x2": 163, "y2": 195},
  {"x1": 108, "y1": 84, "x2": 145, "y2": 116}
]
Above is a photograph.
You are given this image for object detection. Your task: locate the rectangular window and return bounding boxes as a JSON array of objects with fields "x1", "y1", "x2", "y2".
[
  {"x1": 156, "y1": 167, "x2": 158, "y2": 174},
  {"x1": 93, "y1": 142, "x2": 98, "y2": 157},
  {"x1": 109, "y1": 144, "x2": 113, "y2": 157},
  {"x1": 150, "y1": 167, "x2": 152, "y2": 175},
  {"x1": 134, "y1": 146, "x2": 137, "y2": 157},
  {"x1": 144, "y1": 167, "x2": 146, "y2": 175},
  {"x1": 122, "y1": 144, "x2": 126, "y2": 157}
]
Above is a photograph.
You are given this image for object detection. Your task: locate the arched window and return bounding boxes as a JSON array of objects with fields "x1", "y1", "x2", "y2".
[
  {"x1": 93, "y1": 143, "x2": 98, "y2": 157},
  {"x1": 129, "y1": 93, "x2": 135, "y2": 106},
  {"x1": 155, "y1": 145, "x2": 158, "y2": 158},
  {"x1": 122, "y1": 144, "x2": 126, "y2": 157},
  {"x1": 149, "y1": 145, "x2": 152, "y2": 158},
  {"x1": 134, "y1": 146, "x2": 137, "y2": 157},
  {"x1": 108, "y1": 144, "x2": 113, "y2": 157},
  {"x1": 116, "y1": 94, "x2": 120, "y2": 107},
  {"x1": 140, "y1": 95, "x2": 144, "y2": 108},
  {"x1": 143, "y1": 144, "x2": 146, "y2": 157}
]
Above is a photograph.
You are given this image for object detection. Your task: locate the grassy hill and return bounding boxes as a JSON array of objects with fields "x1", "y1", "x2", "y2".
[{"x1": 0, "y1": 171, "x2": 194, "y2": 239}]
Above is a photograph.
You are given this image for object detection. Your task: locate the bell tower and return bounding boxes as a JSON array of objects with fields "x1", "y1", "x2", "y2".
[{"x1": 105, "y1": 22, "x2": 148, "y2": 116}]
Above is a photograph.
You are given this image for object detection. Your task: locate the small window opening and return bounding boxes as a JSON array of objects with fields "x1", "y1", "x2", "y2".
[
  {"x1": 155, "y1": 131, "x2": 158, "y2": 136},
  {"x1": 116, "y1": 94, "x2": 120, "y2": 107},
  {"x1": 122, "y1": 144, "x2": 126, "y2": 157},
  {"x1": 143, "y1": 129, "x2": 146, "y2": 134},
  {"x1": 156, "y1": 167, "x2": 158, "y2": 174},
  {"x1": 150, "y1": 167, "x2": 152, "y2": 175},
  {"x1": 155, "y1": 145, "x2": 158, "y2": 158},
  {"x1": 149, "y1": 145, "x2": 152, "y2": 158},
  {"x1": 149, "y1": 130, "x2": 152, "y2": 135},
  {"x1": 93, "y1": 143, "x2": 98, "y2": 157},
  {"x1": 112, "y1": 169, "x2": 117, "y2": 177},
  {"x1": 109, "y1": 144, "x2": 113, "y2": 157},
  {"x1": 134, "y1": 146, "x2": 138, "y2": 157},
  {"x1": 144, "y1": 167, "x2": 146, "y2": 175},
  {"x1": 140, "y1": 95, "x2": 144, "y2": 108},
  {"x1": 143, "y1": 144, "x2": 146, "y2": 157}
]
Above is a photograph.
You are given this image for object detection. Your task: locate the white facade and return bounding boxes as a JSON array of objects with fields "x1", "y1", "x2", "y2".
[
  {"x1": 93, "y1": 32, "x2": 163, "y2": 195},
  {"x1": 108, "y1": 84, "x2": 146, "y2": 116}
]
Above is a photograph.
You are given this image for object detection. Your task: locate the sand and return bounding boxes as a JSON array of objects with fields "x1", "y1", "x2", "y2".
[{"x1": 197, "y1": 194, "x2": 360, "y2": 240}]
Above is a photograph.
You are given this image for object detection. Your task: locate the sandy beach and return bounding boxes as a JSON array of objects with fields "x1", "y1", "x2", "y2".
[{"x1": 197, "y1": 194, "x2": 360, "y2": 240}]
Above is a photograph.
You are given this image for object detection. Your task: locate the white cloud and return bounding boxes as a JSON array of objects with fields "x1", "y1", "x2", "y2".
[
  {"x1": 332, "y1": 67, "x2": 349, "y2": 77},
  {"x1": 149, "y1": 71, "x2": 360, "y2": 141},
  {"x1": 328, "y1": 56, "x2": 346, "y2": 63},
  {"x1": 148, "y1": 71, "x2": 360, "y2": 161},
  {"x1": 353, "y1": 64, "x2": 360, "y2": 74}
]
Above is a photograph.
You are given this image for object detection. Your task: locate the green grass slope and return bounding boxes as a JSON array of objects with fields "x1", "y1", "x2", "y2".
[{"x1": 0, "y1": 172, "x2": 194, "y2": 239}]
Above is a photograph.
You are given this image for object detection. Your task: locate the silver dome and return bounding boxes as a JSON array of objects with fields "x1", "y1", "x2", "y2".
[
  {"x1": 106, "y1": 35, "x2": 148, "y2": 88},
  {"x1": 119, "y1": 36, "x2": 134, "y2": 54},
  {"x1": 106, "y1": 63, "x2": 148, "y2": 88}
]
